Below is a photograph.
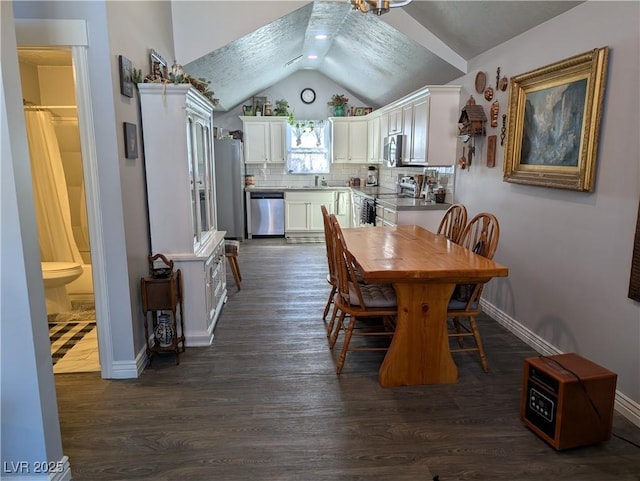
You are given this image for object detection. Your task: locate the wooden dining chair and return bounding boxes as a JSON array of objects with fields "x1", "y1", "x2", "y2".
[
  {"x1": 437, "y1": 203, "x2": 468, "y2": 244},
  {"x1": 447, "y1": 212, "x2": 500, "y2": 372},
  {"x1": 328, "y1": 215, "x2": 397, "y2": 374},
  {"x1": 321, "y1": 205, "x2": 339, "y2": 332}
]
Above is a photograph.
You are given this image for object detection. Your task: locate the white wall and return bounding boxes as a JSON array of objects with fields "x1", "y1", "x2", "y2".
[
  {"x1": 12, "y1": 1, "x2": 136, "y2": 367},
  {"x1": 453, "y1": 1, "x2": 640, "y2": 416},
  {"x1": 1, "y1": 0, "x2": 65, "y2": 472},
  {"x1": 214, "y1": 69, "x2": 370, "y2": 135},
  {"x1": 105, "y1": 0, "x2": 175, "y2": 355}
]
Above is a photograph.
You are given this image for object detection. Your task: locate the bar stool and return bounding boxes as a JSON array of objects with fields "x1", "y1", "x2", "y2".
[{"x1": 225, "y1": 240, "x2": 242, "y2": 290}]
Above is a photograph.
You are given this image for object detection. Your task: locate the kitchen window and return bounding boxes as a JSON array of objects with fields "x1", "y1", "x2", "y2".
[{"x1": 286, "y1": 120, "x2": 330, "y2": 174}]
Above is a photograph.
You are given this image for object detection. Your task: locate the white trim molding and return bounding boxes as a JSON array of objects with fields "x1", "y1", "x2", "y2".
[{"x1": 480, "y1": 299, "x2": 640, "y2": 428}]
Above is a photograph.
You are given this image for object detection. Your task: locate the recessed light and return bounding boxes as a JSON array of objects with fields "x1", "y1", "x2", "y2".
[
  {"x1": 307, "y1": 55, "x2": 318, "y2": 60},
  {"x1": 315, "y1": 34, "x2": 328, "y2": 40}
]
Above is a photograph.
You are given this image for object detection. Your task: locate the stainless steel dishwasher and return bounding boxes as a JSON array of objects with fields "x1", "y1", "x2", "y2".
[{"x1": 249, "y1": 191, "x2": 285, "y2": 237}]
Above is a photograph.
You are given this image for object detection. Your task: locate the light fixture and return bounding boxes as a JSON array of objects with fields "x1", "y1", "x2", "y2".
[{"x1": 350, "y1": 0, "x2": 412, "y2": 16}]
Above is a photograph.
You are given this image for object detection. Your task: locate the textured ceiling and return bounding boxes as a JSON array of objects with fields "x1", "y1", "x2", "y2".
[{"x1": 185, "y1": 1, "x2": 582, "y2": 112}]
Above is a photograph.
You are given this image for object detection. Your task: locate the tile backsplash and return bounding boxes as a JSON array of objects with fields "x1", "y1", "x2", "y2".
[{"x1": 245, "y1": 162, "x2": 455, "y2": 201}]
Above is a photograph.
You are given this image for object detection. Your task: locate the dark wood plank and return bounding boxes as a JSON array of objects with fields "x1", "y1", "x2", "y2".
[{"x1": 54, "y1": 238, "x2": 640, "y2": 481}]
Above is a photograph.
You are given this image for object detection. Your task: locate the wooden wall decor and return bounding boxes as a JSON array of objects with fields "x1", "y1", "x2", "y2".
[
  {"x1": 487, "y1": 135, "x2": 497, "y2": 168},
  {"x1": 629, "y1": 199, "x2": 640, "y2": 302}
]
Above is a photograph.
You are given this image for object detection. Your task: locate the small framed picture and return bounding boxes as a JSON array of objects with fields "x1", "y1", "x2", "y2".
[
  {"x1": 354, "y1": 107, "x2": 365, "y2": 116},
  {"x1": 364, "y1": 107, "x2": 373, "y2": 115},
  {"x1": 123, "y1": 122, "x2": 138, "y2": 159},
  {"x1": 252, "y1": 96, "x2": 267, "y2": 116},
  {"x1": 118, "y1": 55, "x2": 133, "y2": 98},
  {"x1": 149, "y1": 48, "x2": 168, "y2": 80}
]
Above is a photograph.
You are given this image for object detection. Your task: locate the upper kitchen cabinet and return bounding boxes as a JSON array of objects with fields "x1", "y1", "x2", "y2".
[
  {"x1": 421, "y1": 85, "x2": 461, "y2": 166},
  {"x1": 241, "y1": 116, "x2": 286, "y2": 164},
  {"x1": 367, "y1": 114, "x2": 383, "y2": 163},
  {"x1": 330, "y1": 117, "x2": 368, "y2": 163},
  {"x1": 387, "y1": 85, "x2": 461, "y2": 166},
  {"x1": 388, "y1": 105, "x2": 403, "y2": 135}
]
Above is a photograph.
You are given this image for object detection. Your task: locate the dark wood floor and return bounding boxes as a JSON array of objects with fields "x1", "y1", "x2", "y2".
[{"x1": 55, "y1": 238, "x2": 640, "y2": 481}]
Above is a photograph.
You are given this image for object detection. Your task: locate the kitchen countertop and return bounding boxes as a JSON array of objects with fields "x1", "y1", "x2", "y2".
[
  {"x1": 245, "y1": 185, "x2": 350, "y2": 192},
  {"x1": 351, "y1": 186, "x2": 451, "y2": 212},
  {"x1": 244, "y1": 185, "x2": 450, "y2": 211}
]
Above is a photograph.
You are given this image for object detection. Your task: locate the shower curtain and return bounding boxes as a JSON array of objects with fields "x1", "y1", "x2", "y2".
[{"x1": 24, "y1": 110, "x2": 83, "y2": 264}]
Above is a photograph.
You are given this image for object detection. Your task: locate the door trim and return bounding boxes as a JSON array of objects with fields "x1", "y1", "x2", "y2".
[{"x1": 16, "y1": 19, "x2": 115, "y2": 378}]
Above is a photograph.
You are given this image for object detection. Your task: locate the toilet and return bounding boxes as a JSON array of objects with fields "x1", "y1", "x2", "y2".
[{"x1": 41, "y1": 262, "x2": 84, "y2": 315}]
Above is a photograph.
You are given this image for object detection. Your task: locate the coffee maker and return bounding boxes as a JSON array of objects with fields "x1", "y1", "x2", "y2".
[{"x1": 366, "y1": 165, "x2": 378, "y2": 186}]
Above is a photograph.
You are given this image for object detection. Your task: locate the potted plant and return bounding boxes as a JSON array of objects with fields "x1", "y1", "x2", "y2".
[
  {"x1": 327, "y1": 94, "x2": 349, "y2": 116},
  {"x1": 274, "y1": 99, "x2": 290, "y2": 116}
]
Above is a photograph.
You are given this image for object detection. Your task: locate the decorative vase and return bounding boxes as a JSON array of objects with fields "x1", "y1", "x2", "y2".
[
  {"x1": 333, "y1": 104, "x2": 345, "y2": 117},
  {"x1": 154, "y1": 312, "x2": 175, "y2": 348}
]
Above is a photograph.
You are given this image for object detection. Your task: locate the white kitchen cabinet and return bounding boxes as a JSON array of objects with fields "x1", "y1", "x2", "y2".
[
  {"x1": 330, "y1": 118, "x2": 368, "y2": 163},
  {"x1": 284, "y1": 189, "x2": 349, "y2": 234},
  {"x1": 379, "y1": 114, "x2": 389, "y2": 157},
  {"x1": 388, "y1": 106, "x2": 403, "y2": 134},
  {"x1": 350, "y1": 191, "x2": 376, "y2": 227},
  {"x1": 139, "y1": 83, "x2": 227, "y2": 347},
  {"x1": 241, "y1": 116, "x2": 286, "y2": 163},
  {"x1": 375, "y1": 203, "x2": 398, "y2": 227},
  {"x1": 423, "y1": 86, "x2": 461, "y2": 165},
  {"x1": 402, "y1": 103, "x2": 414, "y2": 163},
  {"x1": 285, "y1": 191, "x2": 335, "y2": 234},
  {"x1": 334, "y1": 190, "x2": 351, "y2": 228},
  {"x1": 367, "y1": 115, "x2": 382, "y2": 163},
  {"x1": 410, "y1": 96, "x2": 429, "y2": 164},
  {"x1": 410, "y1": 86, "x2": 461, "y2": 166}
]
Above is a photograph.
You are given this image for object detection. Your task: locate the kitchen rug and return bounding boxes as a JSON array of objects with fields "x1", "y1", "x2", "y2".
[{"x1": 285, "y1": 236, "x2": 324, "y2": 244}]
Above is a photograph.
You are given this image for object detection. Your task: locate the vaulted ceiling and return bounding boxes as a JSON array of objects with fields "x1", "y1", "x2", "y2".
[{"x1": 184, "y1": 1, "x2": 583, "y2": 111}]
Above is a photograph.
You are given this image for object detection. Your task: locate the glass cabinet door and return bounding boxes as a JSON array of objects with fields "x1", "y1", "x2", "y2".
[
  {"x1": 202, "y1": 126, "x2": 216, "y2": 232},
  {"x1": 194, "y1": 123, "x2": 207, "y2": 241},
  {"x1": 187, "y1": 112, "x2": 216, "y2": 249},
  {"x1": 187, "y1": 118, "x2": 198, "y2": 244}
]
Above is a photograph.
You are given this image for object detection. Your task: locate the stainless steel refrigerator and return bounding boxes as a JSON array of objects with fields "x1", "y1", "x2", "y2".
[{"x1": 214, "y1": 138, "x2": 244, "y2": 239}]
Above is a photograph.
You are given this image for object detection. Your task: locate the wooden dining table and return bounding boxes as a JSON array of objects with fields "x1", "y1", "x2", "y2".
[{"x1": 341, "y1": 225, "x2": 509, "y2": 387}]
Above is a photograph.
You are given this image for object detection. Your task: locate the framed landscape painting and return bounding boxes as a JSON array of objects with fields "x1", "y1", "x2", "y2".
[{"x1": 503, "y1": 47, "x2": 608, "y2": 192}]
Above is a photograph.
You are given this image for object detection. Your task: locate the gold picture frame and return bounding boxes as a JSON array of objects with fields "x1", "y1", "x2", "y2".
[{"x1": 503, "y1": 47, "x2": 608, "y2": 192}]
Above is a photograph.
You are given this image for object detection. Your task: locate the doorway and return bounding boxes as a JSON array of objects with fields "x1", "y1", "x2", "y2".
[
  {"x1": 15, "y1": 16, "x2": 118, "y2": 378},
  {"x1": 18, "y1": 47, "x2": 100, "y2": 374}
]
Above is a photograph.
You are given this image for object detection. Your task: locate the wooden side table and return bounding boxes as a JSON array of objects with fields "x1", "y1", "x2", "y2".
[{"x1": 141, "y1": 267, "x2": 185, "y2": 365}]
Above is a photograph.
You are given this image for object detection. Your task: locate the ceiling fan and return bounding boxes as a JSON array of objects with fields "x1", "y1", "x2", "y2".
[{"x1": 350, "y1": 0, "x2": 413, "y2": 16}]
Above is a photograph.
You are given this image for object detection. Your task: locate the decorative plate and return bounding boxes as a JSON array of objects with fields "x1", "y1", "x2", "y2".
[
  {"x1": 475, "y1": 72, "x2": 487, "y2": 94},
  {"x1": 499, "y1": 76, "x2": 509, "y2": 91}
]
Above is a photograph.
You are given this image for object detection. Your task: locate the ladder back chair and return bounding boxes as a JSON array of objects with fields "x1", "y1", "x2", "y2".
[
  {"x1": 321, "y1": 205, "x2": 339, "y2": 334},
  {"x1": 437, "y1": 203, "x2": 468, "y2": 244},
  {"x1": 447, "y1": 212, "x2": 500, "y2": 372},
  {"x1": 328, "y1": 215, "x2": 397, "y2": 375}
]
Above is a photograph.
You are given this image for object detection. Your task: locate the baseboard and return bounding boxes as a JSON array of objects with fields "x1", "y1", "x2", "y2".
[
  {"x1": 480, "y1": 299, "x2": 640, "y2": 428},
  {"x1": 136, "y1": 343, "x2": 149, "y2": 376},
  {"x1": 1, "y1": 455, "x2": 71, "y2": 481},
  {"x1": 107, "y1": 359, "x2": 140, "y2": 379}
]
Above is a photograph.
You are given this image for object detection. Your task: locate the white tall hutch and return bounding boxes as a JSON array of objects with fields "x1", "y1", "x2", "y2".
[{"x1": 138, "y1": 83, "x2": 226, "y2": 347}]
